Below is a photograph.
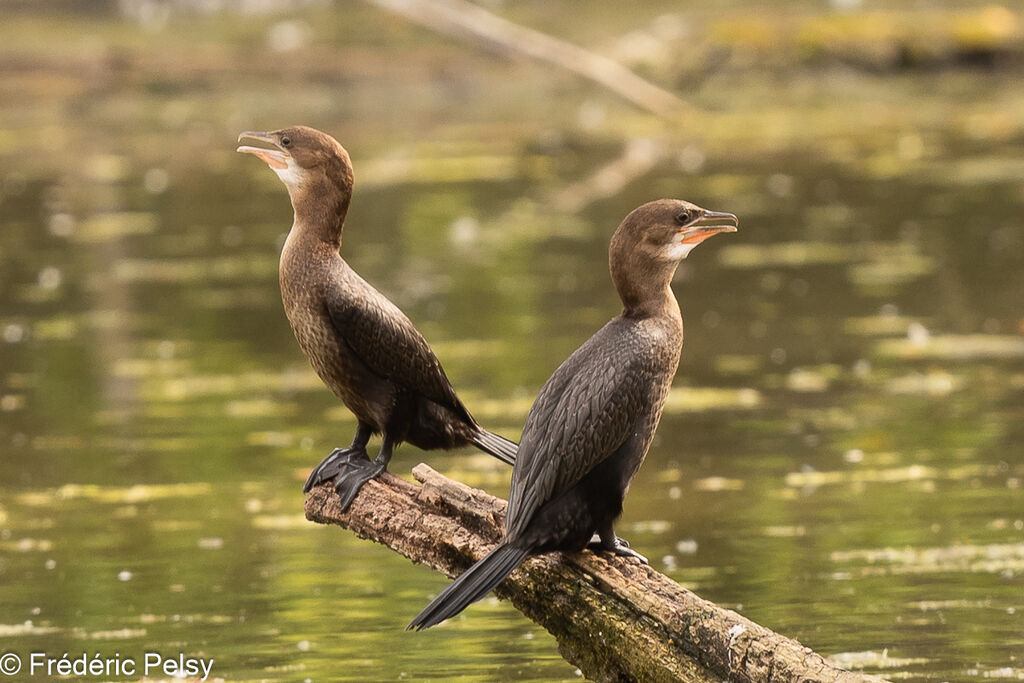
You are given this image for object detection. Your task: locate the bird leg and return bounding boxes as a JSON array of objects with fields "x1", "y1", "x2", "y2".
[
  {"x1": 302, "y1": 422, "x2": 372, "y2": 493},
  {"x1": 333, "y1": 435, "x2": 395, "y2": 512},
  {"x1": 588, "y1": 523, "x2": 648, "y2": 564}
]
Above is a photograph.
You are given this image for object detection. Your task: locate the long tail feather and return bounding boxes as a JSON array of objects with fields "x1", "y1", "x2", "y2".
[
  {"x1": 407, "y1": 543, "x2": 530, "y2": 630},
  {"x1": 471, "y1": 429, "x2": 518, "y2": 465}
]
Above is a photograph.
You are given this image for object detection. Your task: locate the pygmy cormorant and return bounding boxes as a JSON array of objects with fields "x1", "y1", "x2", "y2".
[
  {"x1": 237, "y1": 126, "x2": 517, "y2": 510},
  {"x1": 407, "y1": 199, "x2": 737, "y2": 630}
]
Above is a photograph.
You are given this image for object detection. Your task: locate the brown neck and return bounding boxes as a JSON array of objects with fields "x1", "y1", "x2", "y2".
[
  {"x1": 287, "y1": 169, "x2": 352, "y2": 250},
  {"x1": 618, "y1": 280, "x2": 681, "y2": 321},
  {"x1": 610, "y1": 249, "x2": 682, "y2": 321}
]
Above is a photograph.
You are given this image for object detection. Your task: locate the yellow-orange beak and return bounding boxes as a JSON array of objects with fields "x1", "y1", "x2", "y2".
[
  {"x1": 237, "y1": 131, "x2": 289, "y2": 170},
  {"x1": 680, "y1": 209, "x2": 738, "y2": 244}
]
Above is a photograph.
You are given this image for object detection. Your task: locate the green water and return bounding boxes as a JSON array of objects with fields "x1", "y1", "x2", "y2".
[{"x1": 1, "y1": 3, "x2": 1023, "y2": 681}]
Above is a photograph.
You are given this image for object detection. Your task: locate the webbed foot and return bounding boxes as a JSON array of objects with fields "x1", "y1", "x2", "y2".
[
  {"x1": 589, "y1": 534, "x2": 647, "y2": 564},
  {"x1": 333, "y1": 457, "x2": 387, "y2": 511},
  {"x1": 302, "y1": 446, "x2": 368, "y2": 493}
]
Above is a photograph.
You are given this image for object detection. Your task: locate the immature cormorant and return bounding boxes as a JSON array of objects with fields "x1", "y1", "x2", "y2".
[
  {"x1": 237, "y1": 126, "x2": 517, "y2": 510},
  {"x1": 407, "y1": 199, "x2": 737, "y2": 629}
]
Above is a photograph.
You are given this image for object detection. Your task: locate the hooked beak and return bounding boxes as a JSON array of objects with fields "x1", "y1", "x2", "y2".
[
  {"x1": 237, "y1": 131, "x2": 289, "y2": 170},
  {"x1": 680, "y1": 209, "x2": 739, "y2": 244}
]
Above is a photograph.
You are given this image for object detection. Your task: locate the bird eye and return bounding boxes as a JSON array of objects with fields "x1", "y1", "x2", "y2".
[
  {"x1": 281, "y1": 136, "x2": 291, "y2": 146},
  {"x1": 675, "y1": 211, "x2": 690, "y2": 224}
]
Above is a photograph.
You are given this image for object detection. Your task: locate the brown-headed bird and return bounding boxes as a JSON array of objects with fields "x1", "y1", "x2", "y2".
[
  {"x1": 237, "y1": 126, "x2": 516, "y2": 510},
  {"x1": 408, "y1": 199, "x2": 736, "y2": 630}
]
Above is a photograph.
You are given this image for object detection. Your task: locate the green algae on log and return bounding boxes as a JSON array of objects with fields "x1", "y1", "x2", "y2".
[{"x1": 305, "y1": 464, "x2": 888, "y2": 683}]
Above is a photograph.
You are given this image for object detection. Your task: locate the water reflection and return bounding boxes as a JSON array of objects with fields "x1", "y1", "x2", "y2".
[{"x1": 2, "y1": 3, "x2": 1023, "y2": 681}]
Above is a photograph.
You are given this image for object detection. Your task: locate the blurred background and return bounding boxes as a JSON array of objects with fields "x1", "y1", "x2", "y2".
[{"x1": 1, "y1": 1, "x2": 1023, "y2": 680}]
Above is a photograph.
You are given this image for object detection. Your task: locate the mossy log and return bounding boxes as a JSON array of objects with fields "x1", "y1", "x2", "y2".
[{"x1": 304, "y1": 464, "x2": 887, "y2": 683}]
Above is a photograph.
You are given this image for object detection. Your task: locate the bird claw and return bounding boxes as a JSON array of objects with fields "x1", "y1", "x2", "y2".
[
  {"x1": 588, "y1": 534, "x2": 647, "y2": 564},
  {"x1": 611, "y1": 543, "x2": 648, "y2": 564},
  {"x1": 302, "y1": 446, "x2": 369, "y2": 493}
]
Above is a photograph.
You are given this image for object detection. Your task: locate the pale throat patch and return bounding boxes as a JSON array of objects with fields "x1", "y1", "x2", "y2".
[
  {"x1": 660, "y1": 233, "x2": 699, "y2": 260},
  {"x1": 273, "y1": 158, "x2": 306, "y2": 188}
]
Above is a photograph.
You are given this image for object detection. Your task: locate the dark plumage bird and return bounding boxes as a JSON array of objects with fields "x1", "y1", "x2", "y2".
[
  {"x1": 407, "y1": 199, "x2": 737, "y2": 630},
  {"x1": 237, "y1": 126, "x2": 517, "y2": 510}
]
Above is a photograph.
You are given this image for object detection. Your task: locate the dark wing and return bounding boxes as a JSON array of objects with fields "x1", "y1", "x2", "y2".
[
  {"x1": 323, "y1": 272, "x2": 472, "y2": 423},
  {"x1": 505, "y1": 319, "x2": 654, "y2": 539}
]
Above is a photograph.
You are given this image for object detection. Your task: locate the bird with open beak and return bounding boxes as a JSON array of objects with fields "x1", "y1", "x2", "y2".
[{"x1": 238, "y1": 126, "x2": 518, "y2": 510}]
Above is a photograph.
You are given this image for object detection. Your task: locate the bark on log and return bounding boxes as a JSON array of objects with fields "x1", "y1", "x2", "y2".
[{"x1": 304, "y1": 464, "x2": 888, "y2": 683}]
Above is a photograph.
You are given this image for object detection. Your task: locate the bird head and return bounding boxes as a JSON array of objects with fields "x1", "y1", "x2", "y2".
[
  {"x1": 617, "y1": 199, "x2": 737, "y2": 262},
  {"x1": 610, "y1": 199, "x2": 737, "y2": 313},
  {"x1": 237, "y1": 126, "x2": 354, "y2": 243}
]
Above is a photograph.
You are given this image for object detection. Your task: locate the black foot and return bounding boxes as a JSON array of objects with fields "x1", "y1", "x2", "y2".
[
  {"x1": 588, "y1": 535, "x2": 648, "y2": 564},
  {"x1": 334, "y1": 457, "x2": 386, "y2": 512},
  {"x1": 302, "y1": 446, "x2": 368, "y2": 493}
]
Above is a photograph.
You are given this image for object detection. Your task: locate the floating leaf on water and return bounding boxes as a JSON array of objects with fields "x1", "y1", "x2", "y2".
[
  {"x1": 197, "y1": 537, "x2": 224, "y2": 550},
  {"x1": 847, "y1": 252, "x2": 935, "y2": 289},
  {"x1": 225, "y1": 399, "x2": 297, "y2": 418},
  {"x1": 74, "y1": 212, "x2": 158, "y2": 243},
  {"x1": 251, "y1": 514, "x2": 310, "y2": 530},
  {"x1": 830, "y1": 542, "x2": 1024, "y2": 576},
  {"x1": 663, "y1": 387, "x2": 761, "y2": 413},
  {"x1": 430, "y1": 338, "x2": 508, "y2": 361},
  {"x1": 988, "y1": 518, "x2": 1024, "y2": 531},
  {"x1": 84, "y1": 154, "x2": 129, "y2": 183},
  {"x1": 693, "y1": 476, "x2": 745, "y2": 491},
  {"x1": 787, "y1": 367, "x2": 832, "y2": 392},
  {"x1": 72, "y1": 627, "x2": 147, "y2": 641},
  {"x1": 113, "y1": 505, "x2": 138, "y2": 519},
  {"x1": 885, "y1": 370, "x2": 962, "y2": 396},
  {"x1": 675, "y1": 539, "x2": 699, "y2": 555},
  {"x1": 785, "y1": 464, "x2": 938, "y2": 487},
  {"x1": 924, "y1": 155, "x2": 1024, "y2": 185},
  {"x1": 964, "y1": 666, "x2": 1024, "y2": 680},
  {"x1": 151, "y1": 520, "x2": 202, "y2": 532},
  {"x1": 16, "y1": 482, "x2": 211, "y2": 506},
  {"x1": 656, "y1": 468, "x2": 682, "y2": 483},
  {"x1": 112, "y1": 357, "x2": 191, "y2": 378},
  {"x1": 85, "y1": 309, "x2": 143, "y2": 332},
  {"x1": 0, "y1": 394, "x2": 25, "y2": 411},
  {"x1": 626, "y1": 519, "x2": 672, "y2": 534},
  {"x1": 158, "y1": 369, "x2": 322, "y2": 401},
  {"x1": 359, "y1": 154, "x2": 520, "y2": 187},
  {"x1": 908, "y1": 599, "x2": 993, "y2": 611},
  {"x1": 718, "y1": 242, "x2": 852, "y2": 269},
  {"x1": 246, "y1": 431, "x2": 296, "y2": 448},
  {"x1": 828, "y1": 650, "x2": 931, "y2": 670},
  {"x1": 713, "y1": 354, "x2": 763, "y2": 375},
  {"x1": 112, "y1": 255, "x2": 277, "y2": 283},
  {"x1": 459, "y1": 394, "x2": 534, "y2": 423},
  {"x1": 763, "y1": 525, "x2": 807, "y2": 537},
  {"x1": 31, "y1": 435, "x2": 86, "y2": 451},
  {"x1": 843, "y1": 315, "x2": 925, "y2": 336},
  {"x1": 1, "y1": 538, "x2": 53, "y2": 552},
  {"x1": 875, "y1": 334, "x2": 1024, "y2": 361},
  {"x1": 32, "y1": 316, "x2": 78, "y2": 340},
  {"x1": 0, "y1": 622, "x2": 61, "y2": 637}
]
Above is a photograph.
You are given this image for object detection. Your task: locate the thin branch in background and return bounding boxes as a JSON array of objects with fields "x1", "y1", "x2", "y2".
[{"x1": 363, "y1": 0, "x2": 694, "y2": 118}]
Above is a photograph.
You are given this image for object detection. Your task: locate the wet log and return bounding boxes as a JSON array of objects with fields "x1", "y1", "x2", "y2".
[{"x1": 304, "y1": 464, "x2": 887, "y2": 683}]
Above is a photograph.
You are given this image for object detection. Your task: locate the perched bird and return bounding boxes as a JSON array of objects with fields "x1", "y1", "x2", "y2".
[
  {"x1": 408, "y1": 199, "x2": 737, "y2": 630},
  {"x1": 237, "y1": 126, "x2": 517, "y2": 510}
]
